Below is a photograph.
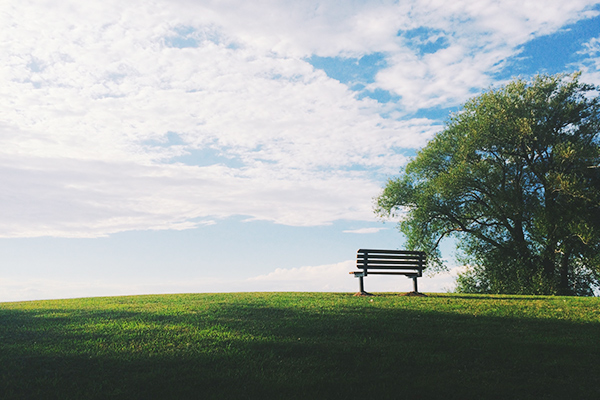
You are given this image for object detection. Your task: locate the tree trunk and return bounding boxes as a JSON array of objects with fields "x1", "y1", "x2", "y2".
[{"x1": 557, "y1": 246, "x2": 572, "y2": 295}]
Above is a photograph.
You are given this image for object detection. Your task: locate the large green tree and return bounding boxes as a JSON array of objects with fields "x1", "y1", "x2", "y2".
[{"x1": 376, "y1": 73, "x2": 600, "y2": 295}]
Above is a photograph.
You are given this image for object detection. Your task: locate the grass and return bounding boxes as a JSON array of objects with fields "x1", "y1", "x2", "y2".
[{"x1": 1, "y1": 292, "x2": 599, "y2": 399}]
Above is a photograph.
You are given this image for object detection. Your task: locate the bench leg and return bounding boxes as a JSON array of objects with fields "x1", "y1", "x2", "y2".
[
  {"x1": 355, "y1": 276, "x2": 373, "y2": 296},
  {"x1": 413, "y1": 276, "x2": 418, "y2": 293}
]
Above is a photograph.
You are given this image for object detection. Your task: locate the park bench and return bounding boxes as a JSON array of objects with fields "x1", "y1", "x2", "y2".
[{"x1": 349, "y1": 249, "x2": 426, "y2": 296}]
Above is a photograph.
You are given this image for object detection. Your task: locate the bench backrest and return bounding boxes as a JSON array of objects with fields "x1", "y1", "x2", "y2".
[{"x1": 356, "y1": 249, "x2": 426, "y2": 272}]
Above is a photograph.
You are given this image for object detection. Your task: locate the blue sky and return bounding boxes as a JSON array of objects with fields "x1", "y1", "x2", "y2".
[{"x1": 2, "y1": 0, "x2": 600, "y2": 301}]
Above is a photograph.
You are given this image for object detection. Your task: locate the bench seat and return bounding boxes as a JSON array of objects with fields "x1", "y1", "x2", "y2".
[{"x1": 350, "y1": 249, "x2": 426, "y2": 296}]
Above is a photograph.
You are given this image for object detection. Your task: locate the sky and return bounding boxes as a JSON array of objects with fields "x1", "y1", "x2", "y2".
[{"x1": 2, "y1": 0, "x2": 600, "y2": 302}]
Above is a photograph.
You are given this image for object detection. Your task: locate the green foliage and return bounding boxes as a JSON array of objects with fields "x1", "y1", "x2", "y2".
[
  {"x1": 1, "y1": 293, "x2": 600, "y2": 399},
  {"x1": 376, "y1": 73, "x2": 600, "y2": 295}
]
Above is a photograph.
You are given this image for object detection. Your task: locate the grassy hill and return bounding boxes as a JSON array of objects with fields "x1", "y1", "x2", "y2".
[{"x1": 1, "y1": 292, "x2": 599, "y2": 399}]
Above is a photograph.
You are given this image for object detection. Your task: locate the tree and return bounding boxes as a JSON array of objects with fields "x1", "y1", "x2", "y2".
[{"x1": 375, "y1": 73, "x2": 600, "y2": 295}]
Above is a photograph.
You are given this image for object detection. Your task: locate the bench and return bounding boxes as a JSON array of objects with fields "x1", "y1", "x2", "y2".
[{"x1": 349, "y1": 249, "x2": 426, "y2": 296}]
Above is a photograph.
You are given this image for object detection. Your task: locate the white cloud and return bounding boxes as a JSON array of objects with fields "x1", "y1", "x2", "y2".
[
  {"x1": 1, "y1": 0, "x2": 598, "y2": 238},
  {"x1": 373, "y1": 0, "x2": 600, "y2": 110},
  {"x1": 578, "y1": 36, "x2": 600, "y2": 85},
  {"x1": 0, "y1": 260, "x2": 465, "y2": 302},
  {"x1": 0, "y1": 154, "x2": 395, "y2": 237},
  {"x1": 0, "y1": 0, "x2": 440, "y2": 238},
  {"x1": 246, "y1": 261, "x2": 355, "y2": 291},
  {"x1": 0, "y1": 262, "x2": 359, "y2": 302},
  {"x1": 343, "y1": 227, "x2": 388, "y2": 234},
  {"x1": 580, "y1": 36, "x2": 600, "y2": 56}
]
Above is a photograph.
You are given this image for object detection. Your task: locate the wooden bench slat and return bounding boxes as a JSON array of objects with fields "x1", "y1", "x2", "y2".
[
  {"x1": 356, "y1": 254, "x2": 423, "y2": 260},
  {"x1": 357, "y1": 260, "x2": 423, "y2": 265},
  {"x1": 356, "y1": 265, "x2": 425, "y2": 270},
  {"x1": 357, "y1": 249, "x2": 424, "y2": 255},
  {"x1": 364, "y1": 271, "x2": 419, "y2": 275}
]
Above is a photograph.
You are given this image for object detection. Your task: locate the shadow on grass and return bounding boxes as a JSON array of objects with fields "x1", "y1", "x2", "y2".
[{"x1": 1, "y1": 295, "x2": 599, "y2": 400}]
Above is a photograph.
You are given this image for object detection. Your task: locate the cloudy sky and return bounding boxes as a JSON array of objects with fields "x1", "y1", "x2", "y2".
[{"x1": 2, "y1": 0, "x2": 600, "y2": 301}]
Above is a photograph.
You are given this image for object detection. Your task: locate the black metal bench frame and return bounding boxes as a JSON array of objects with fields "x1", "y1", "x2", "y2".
[{"x1": 350, "y1": 249, "x2": 426, "y2": 296}]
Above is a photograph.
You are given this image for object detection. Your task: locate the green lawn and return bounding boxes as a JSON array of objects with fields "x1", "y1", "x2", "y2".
[{"x1": 1, "y1": 292, "x2": 599, "y2": 399}]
